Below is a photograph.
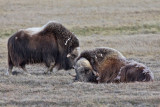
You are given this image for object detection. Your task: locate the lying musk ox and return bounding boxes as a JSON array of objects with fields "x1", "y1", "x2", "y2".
[
  {"x1": 7, "y1": 21, "x2": 80, "y2": 75},
  {"x1": 114, "y1": 60, "x2": 154, "y2": 82},
  {"x1": 74, "y1": 47, "x2": 154, "y2": 83}
]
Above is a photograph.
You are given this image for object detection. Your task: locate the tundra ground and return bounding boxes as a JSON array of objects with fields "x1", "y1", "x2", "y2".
[{"x1": 0, "y1": 0, "x2": 160, "y2": 106}]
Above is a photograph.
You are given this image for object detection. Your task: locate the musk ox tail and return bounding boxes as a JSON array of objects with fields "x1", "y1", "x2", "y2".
[
  {"x1": 7, "y1": 31, "x2": 28, "y2": 67},
  {"x1": 8, "y1": 47, "x2": 13, "y2": 68},
  {"x1": 7, "y1": 37, "x2": 14, "y2": 73}
]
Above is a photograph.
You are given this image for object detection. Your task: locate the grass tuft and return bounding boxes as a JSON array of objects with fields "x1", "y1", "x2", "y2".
[
  {"x1": 71, "y1": 24, "x2": 160, "y2": 36},
  {"x1": 0, "y1": 30, "x2": 16, "y2": 38},
  {"x1": 0, "y1": 24, "x2": 159, "y2": 38}
]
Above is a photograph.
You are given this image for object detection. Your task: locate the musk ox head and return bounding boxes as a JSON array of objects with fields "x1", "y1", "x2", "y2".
[
  {"x1": 66, "y1": 47, "x2": 80, "y2": 69},
  {"x1": 115, "y1": 60, "x2": 154, "y2": 83},
  {"x1": 74, "y1": 58, "x2": 98, "y2": 82}
]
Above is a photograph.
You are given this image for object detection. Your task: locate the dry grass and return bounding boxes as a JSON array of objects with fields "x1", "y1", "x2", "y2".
[{"x1": 0, "y1": 0, "x2": 160, "y2": 107}]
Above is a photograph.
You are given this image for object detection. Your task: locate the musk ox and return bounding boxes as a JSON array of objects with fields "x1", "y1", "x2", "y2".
[
  {"x1": 114, "y1": 60, "x2": 154, "y2": 83},
  {"x1": 7, "y1": 21, "x2": 80, "y2": 75},
  {"x1": 74, "y1": 47, "x2": 154, "y2": 83}
]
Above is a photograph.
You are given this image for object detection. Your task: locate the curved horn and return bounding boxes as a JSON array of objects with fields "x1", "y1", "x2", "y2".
[
  {"x1": 92, "y1": 70, "x2": 99, "y2": 76},
  {"x1": 67, "y1": 54, "x2": 71, "y2": 58}
]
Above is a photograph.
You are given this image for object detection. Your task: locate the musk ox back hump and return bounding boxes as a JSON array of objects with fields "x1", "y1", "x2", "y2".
[
  {"x1": 77, "y1": 47, "x2": 126, "y2": 71},
  {"x1": 40, "y1": 22, "x2": 79, "y2": 53}
]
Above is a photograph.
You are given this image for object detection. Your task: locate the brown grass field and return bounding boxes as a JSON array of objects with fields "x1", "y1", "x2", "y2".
[{"x1": 0, "y1": 0, "x2": 160, "y2": 106}]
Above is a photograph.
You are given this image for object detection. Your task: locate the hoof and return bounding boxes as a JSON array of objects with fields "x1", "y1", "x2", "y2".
[
  {"x1": 44, "y1": 71, "x2": 52, "y2": 75},
  {"x1": 5, "y1": 71, "x2": 11, "y2": 76}
]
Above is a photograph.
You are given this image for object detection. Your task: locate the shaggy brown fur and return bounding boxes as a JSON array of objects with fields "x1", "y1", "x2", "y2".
[
  {"x1": 114, "y1": 60, "x2": 154, "y2": 83},
  {"x1": 76, "y1": 47, "x2": 125, "y2": 74},
  {"x1": 74, "y1": 47, "x2": 154, "y2": 83},
  {"x1": 7, "y1": 21, "x2": 79, "y2": 75},
  {"x1": 97, "y1": 58, "x2": 125, "y2": 83}
]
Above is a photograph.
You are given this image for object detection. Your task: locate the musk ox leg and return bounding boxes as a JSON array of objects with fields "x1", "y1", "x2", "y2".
[
  {"x1": 44, "y1": 62, "x2": 55, "y2": 74},
  {"x1": 6, "y1": 65, "x2": 13, "y2": 75},
  {"x1": 21, "y1": 66, "x2": 31, "y2": 75},
  {"x1": 22, "y1": 67, "x2": 27, "y2": 73},
  {"x1": 52, "y1": 64, "x2": 60, "y2": 72},
  {"x1": 6, "y1": 53, "x2": 13, "y2": 75}
]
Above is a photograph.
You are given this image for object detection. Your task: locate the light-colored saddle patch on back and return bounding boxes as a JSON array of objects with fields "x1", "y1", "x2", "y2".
[
  {"x1": 23, "y1": 27, "x2": 43, "y2": 35},
  {"x1": 19, "y1": 20, "x2": 59, "y2": 36}
]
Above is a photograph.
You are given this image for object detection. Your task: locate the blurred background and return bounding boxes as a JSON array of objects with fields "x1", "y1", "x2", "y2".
[{"x1": 0, "y1": 0, "x2": 160, "y2": 37}]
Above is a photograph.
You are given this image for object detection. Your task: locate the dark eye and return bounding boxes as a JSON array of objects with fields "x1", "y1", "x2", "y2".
[
  {"x1": 71, "y1": 54, "x2": 76, "y2": 59},
  {"x1": 84, "y1": 68, "x2": 91, "y2": 74}
]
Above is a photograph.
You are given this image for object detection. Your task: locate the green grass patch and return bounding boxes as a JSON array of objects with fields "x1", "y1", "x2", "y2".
[
  {"x1": 0, "y1": 29, "x2": 16, "y2": 38},
  {"x1": 71, "y1": 24, "x2": 160, "y2": 36},
  {"x1": 0, "y1": 24, "x2": 160, "y2": 38}
]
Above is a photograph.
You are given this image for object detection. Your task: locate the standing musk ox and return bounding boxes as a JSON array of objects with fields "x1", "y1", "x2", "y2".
[
  {"x1": 7, "y1": 21, "x2": 80, "y2": 75},
  {"x1": 74, "y1": 47, "x2": 154, "y2": 83}
]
